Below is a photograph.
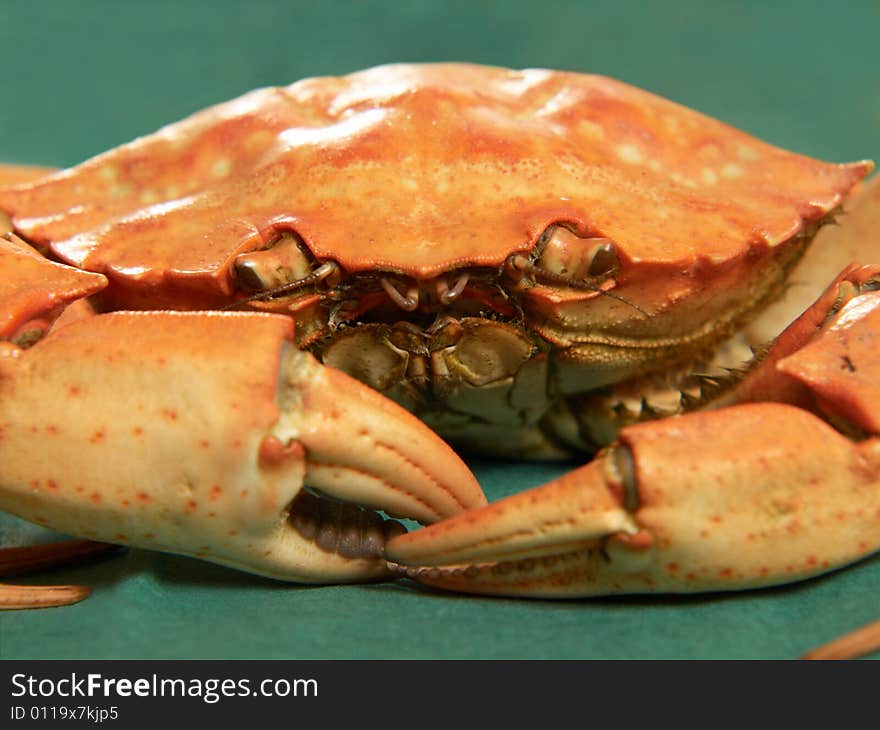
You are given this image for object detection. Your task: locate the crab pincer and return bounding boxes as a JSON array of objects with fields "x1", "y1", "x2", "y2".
[
  {"x1": 0, "y1": 236, "x2": 485, "y2": 606},
  {"x1": 387, "y1": 269, "x2": 880, "y2": 597}
]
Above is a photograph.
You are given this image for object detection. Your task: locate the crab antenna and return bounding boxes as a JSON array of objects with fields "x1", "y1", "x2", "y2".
[
  {"x1": 224, "y1": 261, "x2": 339, "y2": 310},
  {"x1": 508, "y1": 256, "x2": 648, "y2": 317},
  {"x1": 437, "y1": 273, "x2": 470, "y2": 304},
  {"x1": 380, "y1": 277, "x2": 419, "y2": 311}
]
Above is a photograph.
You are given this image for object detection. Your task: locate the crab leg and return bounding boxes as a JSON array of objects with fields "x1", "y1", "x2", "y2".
[
  {"x1": 387, "y1": 269, "x2": 880, "y2": 596},
  {"x1": 0, "y1": 541, "x2": 119, "y2": 609}
]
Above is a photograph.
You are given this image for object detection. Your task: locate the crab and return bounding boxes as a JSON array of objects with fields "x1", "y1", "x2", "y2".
[{"x1": 0, "y1": 63, "x2": 878, "y2": 613}]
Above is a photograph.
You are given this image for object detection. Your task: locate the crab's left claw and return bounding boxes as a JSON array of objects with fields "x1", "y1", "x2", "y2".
[{"x1": 388, "y1": 402, "x2": 880, "y2": 597}]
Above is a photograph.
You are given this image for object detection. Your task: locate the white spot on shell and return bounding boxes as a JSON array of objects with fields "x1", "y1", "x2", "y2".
[
  {"x1": 618, "y1": 144, "x2": 644, "y2": 164},
  {"x1": 211, "y1": 158, "x2": 232, "y2": 178},
  {"x1": 663, "y1": 116, "x2": 680, "y2": 133},
  {"x1": 721, "y1": 163, "x2": 744, "y2": 179},
  {"x1": 578, "y1": 120, "x2": 605, "y2": 140},
  {"x1": 737, "y1": 144, "x2": 760, "y2": 161},
  {"x1": 700, "y1": 168, "x2": 718, "y2": 185},
  {"x1": 140, "y1": 189, "x2": 160, "y2": 204},
  {"x1": 99, "y1": 166, "x2": 118, "y2": 182},
  {"x1": 670, "y1": 172, "x2": 698, "y2": 188}
]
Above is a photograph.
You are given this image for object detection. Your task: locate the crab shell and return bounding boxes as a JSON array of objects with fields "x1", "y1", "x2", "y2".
[{"x1": 0, "y1": 64, "x2": 870, "y2": 460}]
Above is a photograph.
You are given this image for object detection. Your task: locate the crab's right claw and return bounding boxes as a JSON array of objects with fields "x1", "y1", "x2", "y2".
[{"x1": 0, "y1": 309, "x2": 485, "y2": 587}]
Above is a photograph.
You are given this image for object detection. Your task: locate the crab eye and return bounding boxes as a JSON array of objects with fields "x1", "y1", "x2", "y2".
[
  {"x1": 234, "y1": 232, "x2": 316, "y2": 291},
  {"x1": 586, "y1": 241, "x2": 619, "y2": 277},
  {"x1": 536, "y1": 226, "x2": 619, "y2": 280}
]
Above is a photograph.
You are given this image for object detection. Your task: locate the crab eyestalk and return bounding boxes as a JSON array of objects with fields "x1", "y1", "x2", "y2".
[{"x1": 0, "y1": 311, "x2": 485, "y2": 584}]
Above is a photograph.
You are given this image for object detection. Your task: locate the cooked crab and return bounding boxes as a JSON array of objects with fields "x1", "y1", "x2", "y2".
[{"x1": 0, "y1": 63, "x2": 877, "y2": 607}]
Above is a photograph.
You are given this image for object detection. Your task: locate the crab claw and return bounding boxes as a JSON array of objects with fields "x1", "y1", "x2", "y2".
[
  {"x1": 0, "y1": 311, "x2": 485, "y2": 584},
  {"x1": 387, "y1": 403, "x2": 880, "y2": 597}
]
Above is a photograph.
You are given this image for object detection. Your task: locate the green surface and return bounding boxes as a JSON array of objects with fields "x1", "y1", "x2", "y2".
[{"x1": 1, "y1": 1, "x2": 878, "y2": 659}]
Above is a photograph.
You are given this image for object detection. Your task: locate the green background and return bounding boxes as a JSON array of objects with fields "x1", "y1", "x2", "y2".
[{"x1": 0, "y1": 1, "x2": 877, "y2": 659}]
